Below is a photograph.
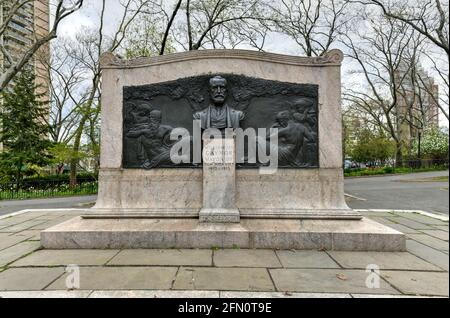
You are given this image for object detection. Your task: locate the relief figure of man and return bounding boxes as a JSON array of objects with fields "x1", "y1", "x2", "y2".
[{"x1": 193, "y1": 76, "x2": 244, "y2": 130}]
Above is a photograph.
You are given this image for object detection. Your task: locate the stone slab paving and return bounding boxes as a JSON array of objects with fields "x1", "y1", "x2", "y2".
[
  {"x1": 213, "y1": 250, "x2": 281, "y2": 268},
  {"x1": 381, "y1": 271, "x2": 449, "y2": 296},
  {"x1": 0, "y1": 210, "x2": 448, "y2": 297},
  {"x1": 11, "y1": 249, "x2": 119, "y2": 267},
  {"x1": 0, "y1": 290, "x2": 92, "y2": 298},
  {"x1": 370, "y1": 218, "x2": 420, "y2": 234},
  {"x1": 108, "y1": 249, "x2": 212, "y2": 266},
  {"x1": 368, "y1": 217, "x2": 398, "y2": 226},
  {"x1": 0, "y1": 219, "x2": 48, "y2": 233},
  {"x1": 33, "y1": 214, "x2": 70, "y2": 221},
  {"x1": 419, "y1": 230, "x2": 449, "y2": 241},
  {"x1": 275, "y1": 251, "x2": 340, "y2": 269},
  {"x1": 405, "y1": 240, "x2": 449, "y2": 271},
  {"x1": 2, "y1": 290, "x2": 439, "y2": 298},
  {"x1": 327, "y1": 251, "x2": 442, "y2": 271},
  {"x1": 269, "y1": 269, "x2": 399, "y2": 294},
  {"x1": 433, "y1": 225, "x2": 449, "y2": 232},
  {"x1": 350, "y1": 294, "x2": 443, "y2": 298},
  {"x1": 46, "y1": 267, "x2": 178, "y2": 290},
  {"x1": 219, "y1": 291, "x2": 352, "y2": 298},
  {"x1": 173, "y1": 267, "x2": 274, "y2": 291},
  {"x1": 0, "y1": 216, "x2": 37, "y2": 226},
  {"x1": 0, "y1": 233, "x2": 33, "y2": 250},
  {"x1": 90, "y1": 290, "x2": 220, "y2": 298},
  {"x1": 400, "y1": 213, "x2": 448, "y2": 225},
  {"x1": 386, "y1": 217, "x2": 436, "y2": 230},
  {"x1": 358, "y1": 212, "x2": 398, "y2": 218},
  {"x1": 407, "y1": 234, "x2": 449, "y2": 251},
  {"x1": 0, "y1": 241, "x2": 41, "y2": 267},
  {"x1": 9, "y1": 230, "x2": 41, "y2": 241},
  {"x1": 0, "y1": 268, "x2": 65, "y2": 291},
  {"x1": 29, "y1": 216, "x2": 81, "y2": 231}
]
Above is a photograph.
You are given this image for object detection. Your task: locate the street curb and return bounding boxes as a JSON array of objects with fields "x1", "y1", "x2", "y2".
[{"x1": 344, "y1": 170, "x2": 449, "y2": 179}]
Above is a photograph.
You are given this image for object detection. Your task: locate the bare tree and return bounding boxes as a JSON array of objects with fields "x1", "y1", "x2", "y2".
[
  {"x1": 359, "y1": 0, "x2": 449, "y2": 124},
  {"x1": 39, "y1": 38, "x2": 89, "y2": 145},
  {"x1": 200, "y1": 13, "x2": 271, "y2": 51},
  {"x1": 342, "y1": 12, "x2": 420, "y2": 166},
  {"x1": 122, "y1": 0, "x2": 270, "y2": 56},
  {"x1": 0, "y1": 0, "x2": 83, "y2": 92},
  {"x1": 183, "y1": 0, "x2": 263, "y2": 50},
  {"x1": 268, "y1": 0, "x2": 351, "y2": 56},
  {"x1": 122, "y1": 0, "x2": 178, "y2": 58},
  {"x1": 160, "y1": 0, "x2": 183, "y2": 54},
  {"x1": 67, "y1": 0, "x2": 151, "y2": 185},
  {"x1": 364, "y1": 0, "x2": 449, "y2": 57}
]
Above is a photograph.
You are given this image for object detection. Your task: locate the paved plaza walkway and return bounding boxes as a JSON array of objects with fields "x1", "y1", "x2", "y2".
[{"x1": 0, "y1": 210, "x2": 448, "y2": 298}]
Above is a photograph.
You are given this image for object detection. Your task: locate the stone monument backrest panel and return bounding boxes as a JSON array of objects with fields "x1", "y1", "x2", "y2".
[{"x1": 95, "y1": 49, "x2": 349, "y2": 214}]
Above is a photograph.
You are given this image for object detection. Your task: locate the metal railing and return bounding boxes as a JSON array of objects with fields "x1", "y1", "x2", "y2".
[
  {"x1": 396, "y1": 158, "x2": 449, "y2": 169},
  {"x1": 0, "y1": 178, "x2": 98, "y2": 200}
]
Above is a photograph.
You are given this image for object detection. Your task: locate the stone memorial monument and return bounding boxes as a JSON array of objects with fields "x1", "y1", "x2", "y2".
[{"x1": 41, "y1": 49, "x2": 405, "y2": 251}]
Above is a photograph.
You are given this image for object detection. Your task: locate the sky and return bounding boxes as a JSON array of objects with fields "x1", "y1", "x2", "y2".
[
  {"x1": 53, "y1": 0, "x2": 449, "y2": 127},
  {"x1": 56, "y1": 1, "x2": 124, "y2": 37}
]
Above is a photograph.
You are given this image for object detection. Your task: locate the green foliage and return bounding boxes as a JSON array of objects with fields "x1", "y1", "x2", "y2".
[
  {"x1": 350, "y1": 129, "x2": 395, "y2": 163},
  {"x1": 383, "y1": 166, "x2": 395, "y2": 174},
  {"x1": 414, "y1": 127, "x2": 449, "y2": 160},
  {"x1": 23, "y1": 172, "x2": 98, "y2": 182},
  {"x1": 0, "y1": 70, "x2": 53, "y2": 182},
  {"x1": 124, "y1": 18, "x2": 174, "y2": 58},
  {"x1": 49, "y1": 143, "x2": 86, "y2": 166}
]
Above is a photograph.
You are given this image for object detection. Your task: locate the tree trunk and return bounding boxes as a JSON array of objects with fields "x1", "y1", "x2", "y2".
[
  {"x1": 69, "y1": 75, "x2": 99, "y2": 188},
  {"x1": 69, "y1": 125, "x2": 83, "y2": 188},
  {"x1": 395, "y1": 141, "x2": 403, "y2": 168},
  {"x1": 417, "y1": 132, "x2": 422, "y2": 168},
  {"x1": 15, "y1": 166, "x2": 21, "y2": 193}
]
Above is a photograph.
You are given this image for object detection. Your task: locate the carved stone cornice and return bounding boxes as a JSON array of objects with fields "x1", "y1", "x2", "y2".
[{"x1": 100, "y1": 49, "x2": 344, "y2": 69}]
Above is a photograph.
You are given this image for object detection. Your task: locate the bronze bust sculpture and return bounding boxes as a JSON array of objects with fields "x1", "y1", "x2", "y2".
[{"x1": 193, "y1": 76, "x2": 244, "y2": 129}]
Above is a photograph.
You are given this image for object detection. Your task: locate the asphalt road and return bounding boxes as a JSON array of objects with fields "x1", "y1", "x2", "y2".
[
  {"x1": 1, "y1": 170, "x2": 448, "y2": 216},
  {"x1": 0, "y1": 195, "x2": 96, "y2": 216},
  {"x1": 345, "y1": 170, "x2": 449, "y2": 215}
]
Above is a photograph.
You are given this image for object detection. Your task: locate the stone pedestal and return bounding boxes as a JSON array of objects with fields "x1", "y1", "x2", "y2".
[
  {"x1": 199, "y1": 136, "x2": 240, "y2": 223},
  {"x1": 40, "y1": 216, "x2": 406, "y2": 251}
]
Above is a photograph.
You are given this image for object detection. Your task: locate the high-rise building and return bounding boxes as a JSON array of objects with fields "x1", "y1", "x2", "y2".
[
  {"x1": 0, "y1": 0, "x2": 50, "y2": 94},
  {"x1": 0, "y1": 0, "x2": 50, "y2": 150},
  {"x1": 395, "y1": 63, "x2": 440, "y2": 150}
]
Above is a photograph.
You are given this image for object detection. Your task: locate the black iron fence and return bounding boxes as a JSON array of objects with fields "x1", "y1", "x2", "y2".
[
  {"x1": 397, "y1": 159, "x2": 449, "y2": 169},
  {"x1": 0, "y1": 178, "x2": 98, "y2": 200}
]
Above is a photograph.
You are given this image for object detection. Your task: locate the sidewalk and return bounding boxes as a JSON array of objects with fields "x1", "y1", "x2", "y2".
[{"x1": 0, "y1": 210, "x2": 448, "y2": 298}]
